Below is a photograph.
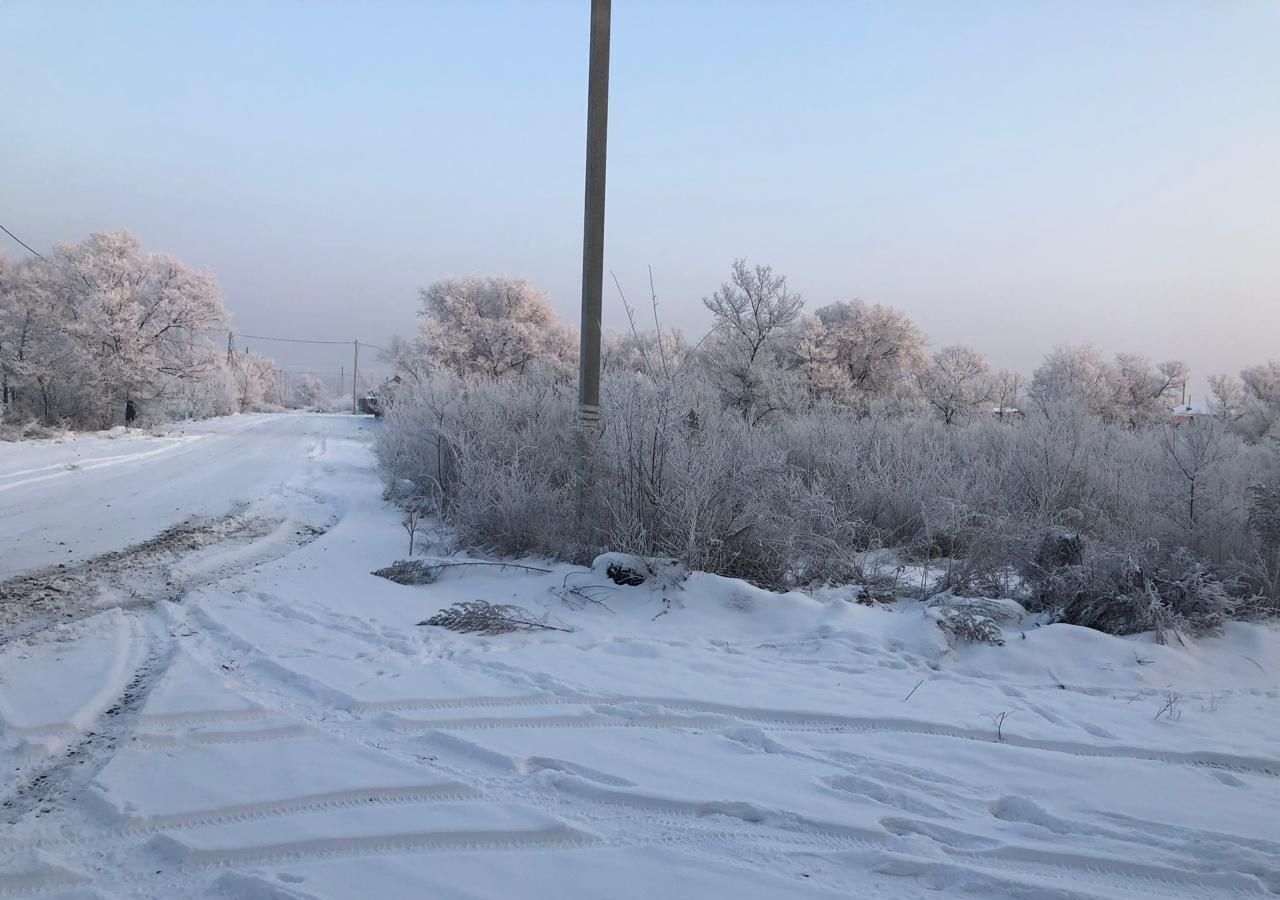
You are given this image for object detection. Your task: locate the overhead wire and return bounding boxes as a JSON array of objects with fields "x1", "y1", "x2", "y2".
[
  {"x1": 234, "y1": 332, "x2": 386, "y2": 352},
  {"x1": 0, "y1": 223, "x2": 44, "y2": 258},
  {"x1": 0, "y1": 246, "x2": 390, "y2": 355}
]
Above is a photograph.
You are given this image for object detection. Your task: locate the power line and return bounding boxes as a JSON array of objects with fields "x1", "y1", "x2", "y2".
[
  {"x1": 234, "y1": 333, "x2": 351, "y2": 346},
  {"x1": 0, "y1": 223, "x2": 44, "y2": 258},
  {"x1": 233, "y1": 332, "x2": 386, "y2": 352},
  {"x1": 0, "y1": 237, "x2": 392, "y2": 356}
]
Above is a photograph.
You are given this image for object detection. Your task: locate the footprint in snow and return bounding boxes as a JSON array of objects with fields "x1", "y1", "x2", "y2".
[{"x1": 1209, "y1": 770, "x2": 1246, "y2": 787}]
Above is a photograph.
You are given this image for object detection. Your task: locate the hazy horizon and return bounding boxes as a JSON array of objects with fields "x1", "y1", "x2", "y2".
[{"x1": 4, "y1": 0, "x2": 1278, "y2": 393}]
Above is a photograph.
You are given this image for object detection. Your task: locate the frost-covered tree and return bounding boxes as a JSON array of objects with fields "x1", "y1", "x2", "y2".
[
  {"x1": 1030, "y1": 345, "x2": 1186, "y2": 427},
  {"x1": 992, "y1": 369, "x2": 1024, "y2": 420},
  {"x1": 380, "y1": 334, "x2": 432, "y2": 385},
  {"x1": 68, "y1": 233, "x2": 227, "y2": 418},
  {"x1": 0, "y1": 253, "x2": 100, "y2": 423},
  {"x1": 787, "y1": 314, "x2": 843, "y2": 407},
  {"x1": 701, "y1": 259, "x2": 802, "y2": 422},
  {"x1": 1238, "y1": 360, "x2": 1280, "y2": 441},
  {"x1": 813, "y1": 300, "x2": 929, "y2": 412},
  {"x1": 1029, "y1": 344, "x2": 1114, "y2": 418},
  {"x1": 0, "y1": 230, "x2": 234, "y2": 427},
  {"x1": 918, "y1": 344, "x2": 993, "y2": 425},
  {"x1": 1158, "y1": 419, "x2": 1231, "y2": 546},
  {"x1": 702, "y1": 260, "x2": 802, "y2": 369},
  {"x1": 417, "y1": 277, "x2": 572, "y2": 380},
  {"x1": 1207, "y1": 373, "x2": 1246, "y2": 425},
  {"x1": 294, "y1": 372, "x2": 328, "y2": 408},
  {"x1": 1109, "y1": 353, "x2": 1187, "y2": 428},
  {"x1": 231, "y1": 351, "x2": 279, "y2": 412}
]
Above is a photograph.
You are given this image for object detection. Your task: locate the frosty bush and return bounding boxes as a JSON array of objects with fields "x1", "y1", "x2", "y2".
[
  {"x1": 1026, "y1": 547, "x2": 1240, "y2": 643},
  {"x1": 931, "y1": 606, "x2": 1007, "y2": 647},
  {"x1": 374, "y1": 259, "x2": 1280, "y2": 638},
  {"x1": 371, "y1": 559, "x2": 440, "y2": 585},
  {"x1": 378, "y1": 362, "x2": 1278, "y2": 618}
]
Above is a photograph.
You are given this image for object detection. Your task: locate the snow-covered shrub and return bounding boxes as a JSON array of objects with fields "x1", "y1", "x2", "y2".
[
  {"x1": 928, "y1": 596, "x2": 1025, "y2": 648},
  {"x1": 929, "y1": 604, "x2": 1007, "y2": 647},
  {"x1": 371, "y1": 559, "x2": 440, "y2": 585},
  {"x1": 1027, "y1": 547, "x2": 1241, "y2": 643},
  {"x1": 376, "y1": 365, "x2": 578, "y2": 557}
]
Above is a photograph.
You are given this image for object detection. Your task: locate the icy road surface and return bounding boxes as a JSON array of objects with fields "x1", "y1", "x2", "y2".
[
  {"x1": 0, "y1": 415, "x2": 342, "y2": 580},
  {"x1": 1, "y1": 413, "x2": 1279, "y2": 900}
]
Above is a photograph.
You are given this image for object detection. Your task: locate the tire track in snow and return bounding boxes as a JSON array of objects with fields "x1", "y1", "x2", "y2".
[
  {"x1": 151, "y1": 824, "x2": 598, "y2": 871},
  {"x1": 1, "y1": 614, "x2": 172, "y2": 827},
  {"x1": 2, "y1": 497, "x2": 338, "y2": 835},
  {"x1": 392, "y1": 712, "x2": 732, "y2": 732},
  {"x1": 117, "y1": 783, "x2": 482, "y2": 834},
  {"x1": 0, "y1": 437, "x2": 212, "y2": 494},
  {"x1": 351, "y1": 693, "x2": 595, "y2": 713},
  {"x1": 134, "y1": 707, "x2": 276, "y2": 728},
  {"x1": 0, "y1": 863, "x2": 90, "y2": 897},
  {"x1": 1, "y1": 786, "x2": 483, "y2": 856},
  {"x1": 126, "y1": 723, "x2": 317, "y2": 750},
  {"x1": 949, "y1": 843, "x2": 1271, "y2": 897}
]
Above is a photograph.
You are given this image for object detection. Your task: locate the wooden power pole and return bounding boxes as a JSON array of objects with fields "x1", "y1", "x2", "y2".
[
  {"x1": 352, "y1": 338, "x2": 360, "y2": 414},
  {"x1": 576, "y1": 0, "x2": 611, "y2": 433}
]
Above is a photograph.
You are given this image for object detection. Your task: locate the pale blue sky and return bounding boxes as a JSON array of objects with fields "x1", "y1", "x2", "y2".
[{"x1": 3, "y1": 1, "x2": 1278, "y2": 385}]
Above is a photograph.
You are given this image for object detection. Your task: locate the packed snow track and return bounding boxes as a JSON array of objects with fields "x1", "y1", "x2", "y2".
[{"x1": 1, "y1": 413, "x2": 1278, "y2": 899}]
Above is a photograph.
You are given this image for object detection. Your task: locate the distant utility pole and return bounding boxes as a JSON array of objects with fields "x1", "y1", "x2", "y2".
[
  {"x1": 351, "y1": 339, "x2": 360, "y2": 414},
  {"x1": 576, "y1": 0, "x2": 611, "y2": 433}
]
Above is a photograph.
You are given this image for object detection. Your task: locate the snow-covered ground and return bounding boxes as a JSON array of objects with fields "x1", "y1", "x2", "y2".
[{"x1": 2, "y1": 413, "x2": 1278, "y2": 899}]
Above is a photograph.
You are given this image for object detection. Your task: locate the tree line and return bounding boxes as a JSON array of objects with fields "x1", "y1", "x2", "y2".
[{"x1": 387, "y1": 259, "x2": 1279, "y2": 440}]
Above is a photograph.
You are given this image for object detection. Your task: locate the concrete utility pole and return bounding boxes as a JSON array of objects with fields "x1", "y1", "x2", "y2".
[
  {"x1": 576, "y1": 0, "x2": 611, "y2": 433},
  {"x1": 352, "y1": 339, "x2": 360, "y2": 414}
]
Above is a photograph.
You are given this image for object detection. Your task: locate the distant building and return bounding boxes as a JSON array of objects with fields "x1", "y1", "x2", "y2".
[{"x1": 992, "y1": 406, "x2": 1024, "y2": 422}]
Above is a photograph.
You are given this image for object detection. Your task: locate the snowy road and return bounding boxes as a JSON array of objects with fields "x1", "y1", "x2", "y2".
[
  {"x1": 0, "y1": 415, "x2": 344, "y2": 580},
  {"x1": 2, "y1": 414, "x2": 1279, "y2": 899}
]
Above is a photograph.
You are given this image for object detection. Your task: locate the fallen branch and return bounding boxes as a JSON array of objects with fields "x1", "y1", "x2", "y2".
[
  {"x1": 374, "y1": 559, "x2": 552, "y2": 585},
  {"x1": 428, "y1": 560, "x2": 552, "y2": 574},
  {"x1": 419, "y1": 600, "x2": 574, "y2": 635}
]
